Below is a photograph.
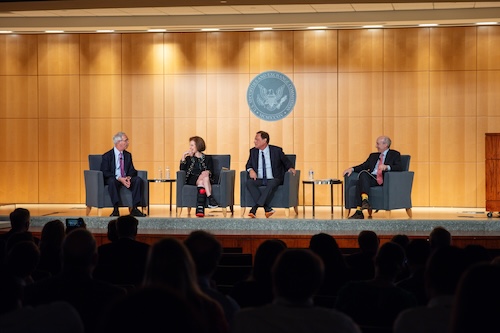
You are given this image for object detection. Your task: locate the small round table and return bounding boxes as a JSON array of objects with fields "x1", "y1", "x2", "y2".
[
  {"x1": 302, "y1": 179, "x2": 343, "y2": 218},
  {"x1": 147, "y1": 179, "x2": 176, "y2": 214}
]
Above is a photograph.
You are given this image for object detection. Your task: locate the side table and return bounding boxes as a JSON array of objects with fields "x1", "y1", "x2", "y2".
[
  {"x1": 302, "y1": 179, "x2": 343, "y2": 218},
  {"x1": 148, "y1": 179, "x2": 176, "y2": 214}
]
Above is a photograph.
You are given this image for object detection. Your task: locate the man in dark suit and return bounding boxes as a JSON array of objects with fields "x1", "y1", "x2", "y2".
[
  {"x1": 101, "y1": 132, "x2": 146, "y2": 217},
  {"x1": 343, "y1": 135, "x2": 402, "y2": 219},
  {"x1": 93, "y1": 215, "x2": 150, "y2": 287},
  {"x1": 245, "y1": 131, "x2": 296, "y2": 218}
]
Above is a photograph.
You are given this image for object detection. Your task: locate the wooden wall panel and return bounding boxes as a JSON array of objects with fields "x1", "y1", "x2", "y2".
[
  {"x1": 338, "y1": 29, "x2": 383, "y2": 72},
  {"x1": 383, "y1": 72, "x2": 429, "y2": 117},
  {"x1": 249, "y1": 31, "x2": 294, "y2": 73},
  {"x1": 38, "y1": 119, "x2": 81, "y2": 161},
  {"x1": 293, "y1": 73, "x2": 337, "y2": 118},
  {"x1": 338, "y1": 117, "x2": 384, "y2": 166},
  {"x1": 80, "y1": 118, "x2": 124, "y2": 159},
  {"x1": 429, "y1": 117, "x2": 477, "y2": 163},
  {"x1": 164, "y1": 33, "x2": 207, "y2": 74},
  {"x1": 121, "y1": 118, "x2": 160, "y2": 164},
  {"x1": 122, "y1": 75, "x2": 164, "y2": 118},
  {"x1": 38, "y1": 76, "x2": 80, "y2": 119},
  {"x1": 477, "y1": 71, "x2": 500, "y2": 117},
  {"x1": 429, "y1": 71, "x2": 477, "y2": 117},
  {"x1": 165, "y1": 75, "x2": 207, "y2": 118},
  {"x1": 38, "y1": 34, "x2": 80, "y2": 75},
  {"x1": 122, "y1": 33, "x2": 164, "y2": 75},
  {"x1": 384, "y1": 28, "x2": 430, "y2": 71},
  {"x1": 0, "y1": 35, "x2": 38, "y2": 75},
  {"x1": 477, "y1": 26, "x2": 500, "y2": 70},
  {"x1": 0, "y1": 76, "x2": 38, "y2": 118},
  {"x1": 429, "y1": 27, "x2": 477, "y2": 71},
  {"x1": 0, "y1": 162, "x2": 39, "y2": 202},
  {"x1": 80, "y1": 34, "x2": 122, "y2": 75},
  {"x1": 294, "y1": 117, "x2": 338, "y2": 165},
  {"x1": 338, "y1": 72, "x2": 383, "y2": 117},
  {"x1": 207, "y1": 32, "x2": 250, "y2": 74},
  {"x1": 206, "y1": 74, "x2": 250, "y2": 118},
  {"x1": 410, "y1": 162, "x2": 430, "y2": 206},
  {"x1": 294, "y1": 30, "x2": 337, "y2": 73},
  {"x1": 384, "y1": 117, "x2": 430, "y2": 163},
  {"x1": 430, "y1": 162, "x2": 478, "y2": 207},
  {"x1": 0, "y1": 119, "x2": 39, "y2": 161},
  {"x1": 39, "y1": 162, "x2": 81, "y2": 203},
  {"x1": 80, "y1": 75, "x2": 122, "y2": 118}
]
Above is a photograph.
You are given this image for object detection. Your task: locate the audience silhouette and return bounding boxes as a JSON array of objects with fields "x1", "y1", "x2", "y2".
[
  {"x1": 232, "y1": 249, "x2": 361, "y2": 333},
  {"x1": 429, "y1": 226, "x2": 452, "y2": 252},
  {"x1": 37, "y1": 219, "x2": 65, "y2": 276},
  {"x1": 344, "y1": 230, "x2": 379, "y2": 281}
]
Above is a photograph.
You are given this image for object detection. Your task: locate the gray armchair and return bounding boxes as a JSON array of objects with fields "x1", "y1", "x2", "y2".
[
  {"x1": 84, "y1": 154, "x2": 148, "y2": 216},
  {"x1": 240, "y1": 154, "x2": 300, "y2": 217},
  {"x1": 344, "y1": 154, "x2": 414, "y2": 218},
  {"x1": 176, "y1": 154, "x2": 235, "y2": 217}
]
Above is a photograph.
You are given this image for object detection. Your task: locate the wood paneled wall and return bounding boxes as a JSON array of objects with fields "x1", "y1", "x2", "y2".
[{"x1": 1, "y1": 27, "x2": 500, "y2": 208}]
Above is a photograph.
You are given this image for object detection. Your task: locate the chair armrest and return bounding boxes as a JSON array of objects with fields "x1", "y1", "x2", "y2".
[
  {"x1": 280, "y1": 170, "x2": 301, "y2": 205},
  {"x1": 176, "y1": 170, "x2": 186, "y2": 205},
  {"x1": 218, "y1": 170, "x2": 236, "y2": 206},
  {"x1": 344, "y1": 172, "x2": 359, "y2": 208},
  {"x1": 84, "y1": 170, "x2": 105, "y2": 207},
  {"x1": 383, "y1": 171, "x2": 414, "y2": 195},
  {"x1": 240, "y1": 170, "x2": 249, "y2": 203},
  {"x1": 137, "y1": 170, "x2": 148, "y2": 206}
]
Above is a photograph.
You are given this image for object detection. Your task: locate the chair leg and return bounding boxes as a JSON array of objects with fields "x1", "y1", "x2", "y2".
[
  {"x1": 241, "y1": 207, "x2": 246, "y2": 217},
  {"x1": 230, "y1": 205, "x2": 234, "y2": 214},
  {"x1": 86, "y1": 206, "x2": 92, "y2": 216},
  {"x1": 347, "y1": 209, "x2": 351, "y2": 217},
  {"x1": 176, "y1": 207, "x2": 182, "y2": 217},
  {"x1": 406, "y1": 208, "x2": 413, "y2": 217},
  {"x1": 222, "y1": 208, "x2": 227, "y2": 217},
  {"x1": 293, "y1": 206, "x2": 299, "y2": 215},
  {"x1": 386, "y1": 210, "x2": 391, "y2": 218},
  {"x1": 187, "y1": 207, "x2": 192, "y2": 215},
  {"x1": 368, "y1": 208, "x2": 373, "y2": 218},
  {"x1": 97, "y1": 208, "x2": 102, "y2": 217},
  {"x1": 285, "y1": 208, "x2": 290, "y2": 217}
]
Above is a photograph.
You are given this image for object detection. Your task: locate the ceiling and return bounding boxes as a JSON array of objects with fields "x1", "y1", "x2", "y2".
[{"x1": 1, "y1": 1, "x2": 500, "y2": 33}]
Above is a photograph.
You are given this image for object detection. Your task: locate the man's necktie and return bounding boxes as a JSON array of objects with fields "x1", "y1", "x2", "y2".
[
  {"x1": 119, "y1": 152, "x2": 125, "y2": 177},
  {"x1": 262, "y1": 151, "x2": 267, "y2": 185},
  {"x1": 376, "y1": 153, "x2": 384, "y2": 185}
]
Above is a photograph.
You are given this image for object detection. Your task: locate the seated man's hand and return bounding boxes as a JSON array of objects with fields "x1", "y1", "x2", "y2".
[
  {"x1": 288, "y1": 168, "x2": 296, "y2": 176},
  {"x1": 249, "y1": 169, "x2": 257, "y2": 180},
  {"x1": 343, "y1": 168, "x2": 353, "y2": 177}
]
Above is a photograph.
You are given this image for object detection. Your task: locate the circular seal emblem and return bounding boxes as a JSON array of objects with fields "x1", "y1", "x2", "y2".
[{"x1": 247, "y1": 71, "x2": 296, "y2": 121}]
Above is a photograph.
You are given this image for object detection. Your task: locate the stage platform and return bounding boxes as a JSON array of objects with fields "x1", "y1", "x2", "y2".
[{"x1": 2, "y1": 204, "x2": 500, "y2": 255}]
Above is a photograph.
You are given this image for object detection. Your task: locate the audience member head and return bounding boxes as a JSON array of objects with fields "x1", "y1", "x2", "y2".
[
  {"x1": 272, "y1": 249, "x2": 324, "y2": 303},
  {"x1": 106, "y1": 219, "x2": 119, "y2": 243},
  {"x1": 464, "y1": 244, "x2": 491, "y2": 267},
  {"x1": 358, "y1": 230, "x2": 380, "y2": 255},
  {"x1": 405, "y1": 238, "x2": 431, "y2": 269},
  {"x1": 9, "y1": 208, "x2": 30, "y2": 233},
  {"x1": 39, "y1": 219, "x2": 65, "y2": 251},
  {"x1": 374, "y1": 241, "x2": 405, "y2": 280},
  {"x1": 184, "y1": 230, "x2": 222, "y2": 277},
  {"x1": 252, "y1": 239, "x2": 287, "y2": 284},
  {"x1": 309, "y1": 232, "x2": 346, "y2": 269},
  {"x1": 425, "y1": 246, "x2": 467, "y2": 299},
  {"x1": 100, "y1": 286, "x2": 204, "y2": 333},
  {"x1": 143, "y1": 237, "x2": 200, "y2": 297},
  {"x1": 5, "y1": 231, "x2": 35, "y2": 252},
  {"x1": 5, "y1": 240, "x2": 40, "y2": 284},
  {"x1": 391, "y1": 234, "x2": 410, "y2": 250},
  {"x1": 429, "y1": 226, "x2": 451, "y2": 251},
  {"x1": 116, "y1": 215, "x2": 139, "y2": 239},
  {"x1": 449, "y1": 263, "x2": 500, "y2": 333},
  {"x1": 61, "y1": 228, "x2": 98, "y2": 274}
]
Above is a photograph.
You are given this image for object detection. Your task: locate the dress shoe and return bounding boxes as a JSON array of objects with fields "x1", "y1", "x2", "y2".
[
  {"x1": 248, "y1": 212, "x2": 256, "y2": 218},
  {"x1": 348, "y1": 210, "x2": 364, "y2": 219},
  {"x1": 131, "y1": 207, "x2": 146, "y2": 217},
  {"x1": 361, "y1": 199, "x2": 371, "y2": 210},
  {"x1": 207, "y1": 196, "x2": 219, "y2": 208},
  {"x1": 264, "y1": 207, "x2": 275, "y2": 218},
  {"x1": 110, "y1": 208, "x2": 120, "y2": 217}
]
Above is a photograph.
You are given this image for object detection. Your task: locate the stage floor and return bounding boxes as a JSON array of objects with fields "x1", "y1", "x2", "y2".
[{"x1": 1, "y1": 204, "x2": 499, "y2": 237}]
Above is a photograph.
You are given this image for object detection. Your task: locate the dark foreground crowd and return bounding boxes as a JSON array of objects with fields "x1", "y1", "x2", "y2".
[{"x1": 0, "y1": 207, "x2": 499, "y2": 333}]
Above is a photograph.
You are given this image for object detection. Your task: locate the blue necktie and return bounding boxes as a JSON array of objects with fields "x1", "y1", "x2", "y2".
[{"x1": 262, "y1": 151, "x2": 267, "y2": 185}]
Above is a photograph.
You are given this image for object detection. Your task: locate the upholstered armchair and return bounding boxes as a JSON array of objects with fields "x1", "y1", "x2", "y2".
[
  {"x1": 240, "y1": 154, "x2": 300, "y2": 217},
  {"x1": 176, "y1": 154, "x2": 235, "y2": 217},
  {"x1": 344, "y1": 155, "x2": 414, "y2": 218},
  {"x1": 84, "y1": 154, "x2": 148, "y2": 216}
]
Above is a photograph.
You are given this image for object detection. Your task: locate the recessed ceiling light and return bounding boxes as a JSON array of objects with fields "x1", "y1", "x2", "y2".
[
  {"x1": 45, "y1": 30, "x2": 64, "y2": 33},
  {"x1": 148, "y1": 29, "x2": 167, "y2": 32},
  {"x1": 476, "y1": 22, "x2": 498, "y2": 25},
  {"x1": 419, "y1": 24, "x2": 438, "y2": 27},
  {"x1": 253, "y1": 27, "x2": 272, "y2": 31},
  {"x1": 96, "y1": 30, "x2": 114, "y2": 33},
  {"x1": 307, "y1": 26, "x2": 327, "y2": 30},
  {"x1": 201, "y1": 28, "x2": 219, "y2": 31},
  {"x1": 363, "y1": 25, "x2": 383, "y2": 28},
  {"x1": 0, "y1": 31, "x2": 12, "y2": 34}
]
